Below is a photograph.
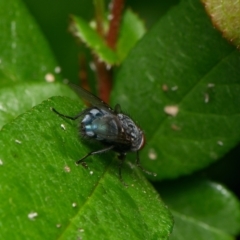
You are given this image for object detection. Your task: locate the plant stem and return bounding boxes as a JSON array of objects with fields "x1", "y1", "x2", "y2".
[
  {"x1": 106, "y1": 0, "x2": 125, "y2": 49},
  {"x1": 93, "y1": 0, "x2": 125, "y2": 103}
]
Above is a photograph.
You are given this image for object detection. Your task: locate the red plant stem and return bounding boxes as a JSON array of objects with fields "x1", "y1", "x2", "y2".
[
  {"x1": 93, "y1": 0, "x2": 125, "y2": 102},
  {"x1": 95, "y1": 58, "x2": 112, "y2": 103},
  {"x1": 106, "y1": 0, "x2": 125, "y2": 49}
]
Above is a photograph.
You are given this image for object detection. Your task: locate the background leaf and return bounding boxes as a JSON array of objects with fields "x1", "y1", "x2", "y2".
[
  {"x1": 0, "y1": 0, "x2": 78, "y2": 128},
  {"x1": 116, "y1": 9, "x2": 146, "y2": 62},
  {"x1": 158, "y1": 178, "x2": 240, "y2": 240},
  {"x1": 1, "y1": 0, "x2": 239, "y2": 238},
  {"x1": 22, "y1": 0, "x2": 178, "y2": 82},
  {"x1": 112, "y1": 0, "x2": 240, "y2": 180},
  {"x1": 202, "y1": 0, "x2": 240, "y2": 48},
  {"x1": 70, "y1": 9, "x2": 146, "y2": 65},
  {"x1": 0, "y1": 0, "x2": 61, "y2": 86},
  {"x1": 22, "y1": 0, "x2": 93, "y2": 82},
  {"x1": 0, "y1": 82, "x2": 78, "y2": 128},
  {"x1": 70, "y1": 15, "x2": 118, "y2": 65},
  {"x1": 0, "y1": 97, "x2": 173, "y2": 239}
]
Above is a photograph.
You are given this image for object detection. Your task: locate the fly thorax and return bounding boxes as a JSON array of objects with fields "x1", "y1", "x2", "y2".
[
  {"x1": 117, "y1": 113, "x2": 144, "y2": 151},
  {"x1": 81, "y1": 108, "x2": 118, "y2": 140},
  {"x1": 81, "y1": 108, "x2": 104, "y2": 137}
]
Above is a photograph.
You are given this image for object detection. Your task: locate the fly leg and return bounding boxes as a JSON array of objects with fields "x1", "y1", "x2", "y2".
[
  {"x1": 118, "y1": 153, "x2": 128, "y2": 187},
  {"x1": 136, "y1": 151, "x2": 157, "y2": 176},
  {"x1": 51, "y1": 107, "x2": 83, "y2": 120},
  {"x1": 76, "y1": 145, "x2": 114, "y2": 167}
]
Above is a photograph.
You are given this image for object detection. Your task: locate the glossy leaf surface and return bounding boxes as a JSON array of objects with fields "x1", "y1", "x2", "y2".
[
  {"x1": 1, "y1": 0, "x2": 239, "y2": 239},
  {"x1": 0, "y1": 97, "x2": 173, "y2": 239},
  {"x1": 0, "y1": 0, "x2": 173, "y2": 238},
  {"x1": 116, "y1": 9, "x2": 146, "y2": 63},
  {"x1": 0, "y1": 0, "x2": 68, "y2": 129},
  {"x1": 0, "y1": 82, "x2": 77, "y2": 128},
  {"x1": 0, "y1": 0, "x2": 60, "y2": 86},
  {"x1": 159, "y1": 178, "x2": 240, "y2": 239},
  {"x1": 112, "y1": 0, "x2": 240, "y2": 180}
]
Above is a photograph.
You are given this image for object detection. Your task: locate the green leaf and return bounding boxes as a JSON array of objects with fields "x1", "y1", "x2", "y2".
[
  {"x1": 116, "y1": 9, "x2": 146, "y2": 63},
  {"x1": 158, "y1": 178, "x2": 240, "y2": 239},
  {"x1": 0, "y1": 82, "x2": 78, "y2": 128},
  {"x1": 0, "y1": 1, "x2": 173, "y2": 238},
  {"x1": 0, "y1": 97, "x2": 173, "y2": 239},
  {"x1": 70, "y1": 9, "x2": 145, "y2": 65},
  {"x1": 202, "y1": 0, "x2": 240, "y2": 48},
  {"x1": 70, "y1": 15, "x2": 118, "y2": 65},
  {"x1": 0, "y1": 0, "x2": 76, "y2": 128},
  {"x1": 0, "y1": 0, "x2": 61, "y2": 86},
  {"x1": 111, "y1": 0, "x2": 240, "y2": 180}
]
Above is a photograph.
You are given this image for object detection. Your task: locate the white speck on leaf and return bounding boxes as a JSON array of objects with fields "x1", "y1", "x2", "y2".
[
  {"x1": 64, "y1": 166, "x2": 71, "y2": 172},
  {"x1": 204, "y1": 93, "x2": 209, "y2": 103},
  {"x1": 61, "y1": 124, "x2": 66, "y2": 130},
  {"x1": 56, "y1": 224, "x2": 61, "y2": 228},
  {"x1": 0, "y1": 159, "x2": 3, "y2": 165},
  {"x1": 217, "y1": 141, "x2": 223, "y2": 146},
  {"x1": 15, "y1": 139, "x2": 22, "y2": 144},
  {"x1": 54, "y1": 66, "x2": 61, "y2": 74},
  {"x1": 208, "y1": 83, "x2": 215, "y2": 88},
  {"x1": 164, "y1": 105, "x2": 179, "y2": 117},
  {"x1": 45, "y1": 73, "x2": 55, "y2": 82},
  {"x1": 90, "y1": 171, "x2": 94, "y2": 175},
  {"x1": 28, "y1": 212, "x2": 38, "y2": 220},
  {"x1": 171, "y1": 86, "x2": 178, "y2": 91},
  {"x1": 148, "y1": 148, "x2": 157, "y2": 160},
  {"x1": 72, "y1": 202, "x2": 77, "y2": 208}
]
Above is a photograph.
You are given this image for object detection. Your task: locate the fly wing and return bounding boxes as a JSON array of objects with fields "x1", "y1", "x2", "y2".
[
  {"x1": 104, "y1": 132, "x2": 132, "y2": 145},
  {"x1": 69, "y1": 83, "x2": 113, "y2": 113},
  {"x1": 92, "y1": 116, "x2": 132, "y2": 146},
  {"x1": 97, "y1": 131, "x2": 132, "y2": 146}
]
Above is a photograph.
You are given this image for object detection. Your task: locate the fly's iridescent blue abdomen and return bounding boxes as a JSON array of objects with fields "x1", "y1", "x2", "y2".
[{"x1": 51, "y1": 83, "x2": 152, "y2": 184}]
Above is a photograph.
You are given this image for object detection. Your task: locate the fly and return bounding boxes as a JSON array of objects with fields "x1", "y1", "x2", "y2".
[{"x1": 52, "y1": 84, "x2": 153, "y2": 185}]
